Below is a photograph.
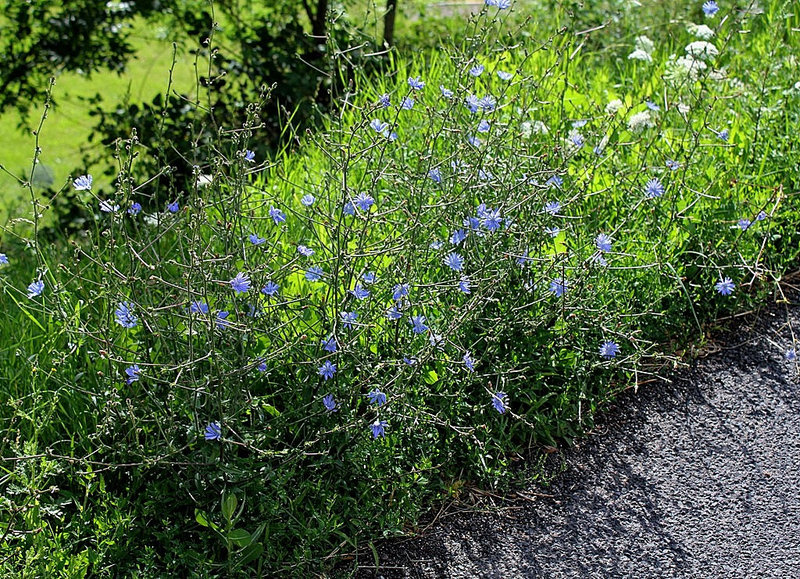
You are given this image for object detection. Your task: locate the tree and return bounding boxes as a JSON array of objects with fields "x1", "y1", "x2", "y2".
[{"x1": 0, "y1": 0, "x2": 166, "y2": 117}]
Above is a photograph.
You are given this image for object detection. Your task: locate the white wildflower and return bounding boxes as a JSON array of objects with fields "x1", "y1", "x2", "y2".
[
  {"x1": 635, "y1": 35, "x2": 655, "y2": 55},
  {"x1": 677, "y1": 102, "x2": 691, "y2": 115},
  {"x1": 666, "y1": 54, "x2": 708, "y2": 81},
  {"x1": 521, "y1": 120, "x2": 549, "y2": 138},
  {"x1": 728, "y1": 77, "x2": 746, "y2": 91},
  {"x1": 605, "y1": 99, "x2": 624, "y2": 114},
  {"x1": 629, "y1": 35, "x2": 655, "y2": 62},
  {"x1": 687, "y1": 23, "x2": 715, "y2": 39},
  {"x1": 685, "y1": 41, "x2": 719, "y2": 61},
  {"x1": 627, "y1": 110, "x2": 655, "y2": 133},
  {"x1": 628, "y1": 49, "x2": 653, "y2": 62},
  {"x1": 708, "y1": 68, "x2": 727, "y2": 81}
]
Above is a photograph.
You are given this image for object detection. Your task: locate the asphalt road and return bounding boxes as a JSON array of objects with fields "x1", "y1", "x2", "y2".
[{"x1": 349, "y1": 302, "x2": 800, "y2": 578}]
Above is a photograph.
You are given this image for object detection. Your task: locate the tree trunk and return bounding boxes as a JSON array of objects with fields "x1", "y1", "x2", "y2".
[
  {"x1": 311, "y1": 0, "x2": 328, "y2": 40},
  {"x1": 383, "y1": 0, "x2": 397, "y2": 48}
]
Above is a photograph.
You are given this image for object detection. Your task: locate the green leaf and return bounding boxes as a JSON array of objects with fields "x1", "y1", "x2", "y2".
[
  {"x1": 228, "y1": 528, "x2": 251, "y2": 548},
  {"x1": 262, "y1": 403, "x2": 281, "y2": 417},
  {"x1": 236, "y1": 542, "x2": 264, "y2": 567},
  {"x1": 368, "y1": 541, "x2": 380, "y2": 568},
  {"x1": 195, "y1": 509, "x2": 217, "y2": 531},
  {"x1": 222, "y1": 493, "x2": 238, "y2": 523}
]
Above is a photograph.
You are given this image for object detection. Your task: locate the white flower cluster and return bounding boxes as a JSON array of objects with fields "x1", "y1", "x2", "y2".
[
  {"x1": 628, "y1": 35, "x2": 655, "y2": 63},
  {"x1": 685, "y1": 41, "x2": 719, "y2": 61},
  {"x1": 520, "y1": 120, "x2": 549, "y2": 138},
  {"x1": 605, "y1": 99, "x2": 624, "y2": 115},
  {"x1": 687, "y1": 23, "x2": 715, "y2": 40},
  {"x1": 627, "y1": 110, "x2": 655, "y2": 133}
]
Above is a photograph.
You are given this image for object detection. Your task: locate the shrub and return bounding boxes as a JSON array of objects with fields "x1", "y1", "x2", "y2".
[{"x1": 2, "y1": 0, "x2": 799, "y2": 575}]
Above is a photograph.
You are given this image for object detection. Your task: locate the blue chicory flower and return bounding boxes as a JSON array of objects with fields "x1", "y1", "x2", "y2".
[
  {"x1": 645, "y1": 178, "x2": 664, "y2": 199},
  {"x1": 387, "y1": 305, "x2": 403, "y2": 321},
  {"x1": 216, "y1": 311, "x2": 230, "y2": 329},
  {"x1": 703, "y1": 1, "x2": 719, "y2": 17},
  {"x1": 261, "y1": 281, "x2": 279, "y2": 297},
  {"x1": 249, "y1": 234, "x2": 266, "y2": 245},
  {"x1": 269, "y1": 207, "x2": 286, "y2": 224},
  {"x1": 305, "y1": 266, "x2": 324, "y2": 282},
  {"x1": 595, "y1": 233, "x2": 612, "y2": 252},
  {"x1": 115, "y1": 301, "x2": 137, "y2": 328},
  {"x1": 715, "y1": 277, "x2": 735, "y2": 296},
  {"x1": 370, "y1": 419, "x2": 388, "y2": 439},
  {"x1": 350, "y1": 285, "x2": 370, "y2": 300},
  {"x1": 323, "y1": 394, "x2": 338, "y2": 412},
  {"x1": 125, "y1": 364, "x2": 141, "y2": 384},
  {"x1": 410, "y1": 315, "x2": 428, "y2": 334},
  {"x1": 230, "y1": 272, "x2": 251, "y2": 294},
  {"x1": 545, "y1": 201, "x2": 561, "y2": 215},
  {"x1": 408, "y1": 76, "x2": 425, "y2": 90},
  {"x1": 463, "y1": 352, "x2": 476, "y2": 372},
  {"x1": 73, "y1": 174, "x2": 93, "y2": 190},
  {"x1": 492, "y1": 392, "x2": 507, "y2": 413},
  {"x1": 393, "y1": 283, "x2": 410, "y2": 301},
  {"x1": 370, "y1": 119, "x2": 389, "y2": 133},
  {"x1": 368, "y1": 389, "x2": 387, "y2": 406},
  {"x1": 545, "y1": 226, "x2": 561, "y2": 237},
  {"x1": 319, "y1": 360, "x2": 337, "y2": 380},
  {"x1": 322, "y1": 336, "x2": 337, "y2": 353},
  {"x1": 549, "y1": 278, "x2": 567, "y2": 297},
  {"x1": 204, "y1": 422, "x2": 222, "y2": 441},
  {"x1": 27, "y1": 280, "x2": 44, "y2": 299},
  {"x1": 353, "y1": 192, "x2": 375, "y2": 212},
  {"x1": 599, "y1": 341, "x2": 620, "y2": 359},
  {"x1": 444, "y1": 252, "x2": 464, "y2": 272},
  {"x1": 341, "y1": 311, "x2": 358, "y2": 329}
]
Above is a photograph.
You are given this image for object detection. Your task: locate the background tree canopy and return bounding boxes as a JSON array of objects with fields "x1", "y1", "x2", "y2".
[{"x1": 1, "y1": 0, "x2": 403, "y2": 225}]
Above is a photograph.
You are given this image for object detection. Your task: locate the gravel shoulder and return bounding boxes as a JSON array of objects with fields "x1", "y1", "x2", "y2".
[{"x1": 347, "y1": 298, "x2": 800, "y2": 578}]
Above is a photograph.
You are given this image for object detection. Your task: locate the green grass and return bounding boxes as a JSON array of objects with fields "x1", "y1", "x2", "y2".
[{"x1": 1, "y1": 0, "x2": 800, "y2": 576}]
